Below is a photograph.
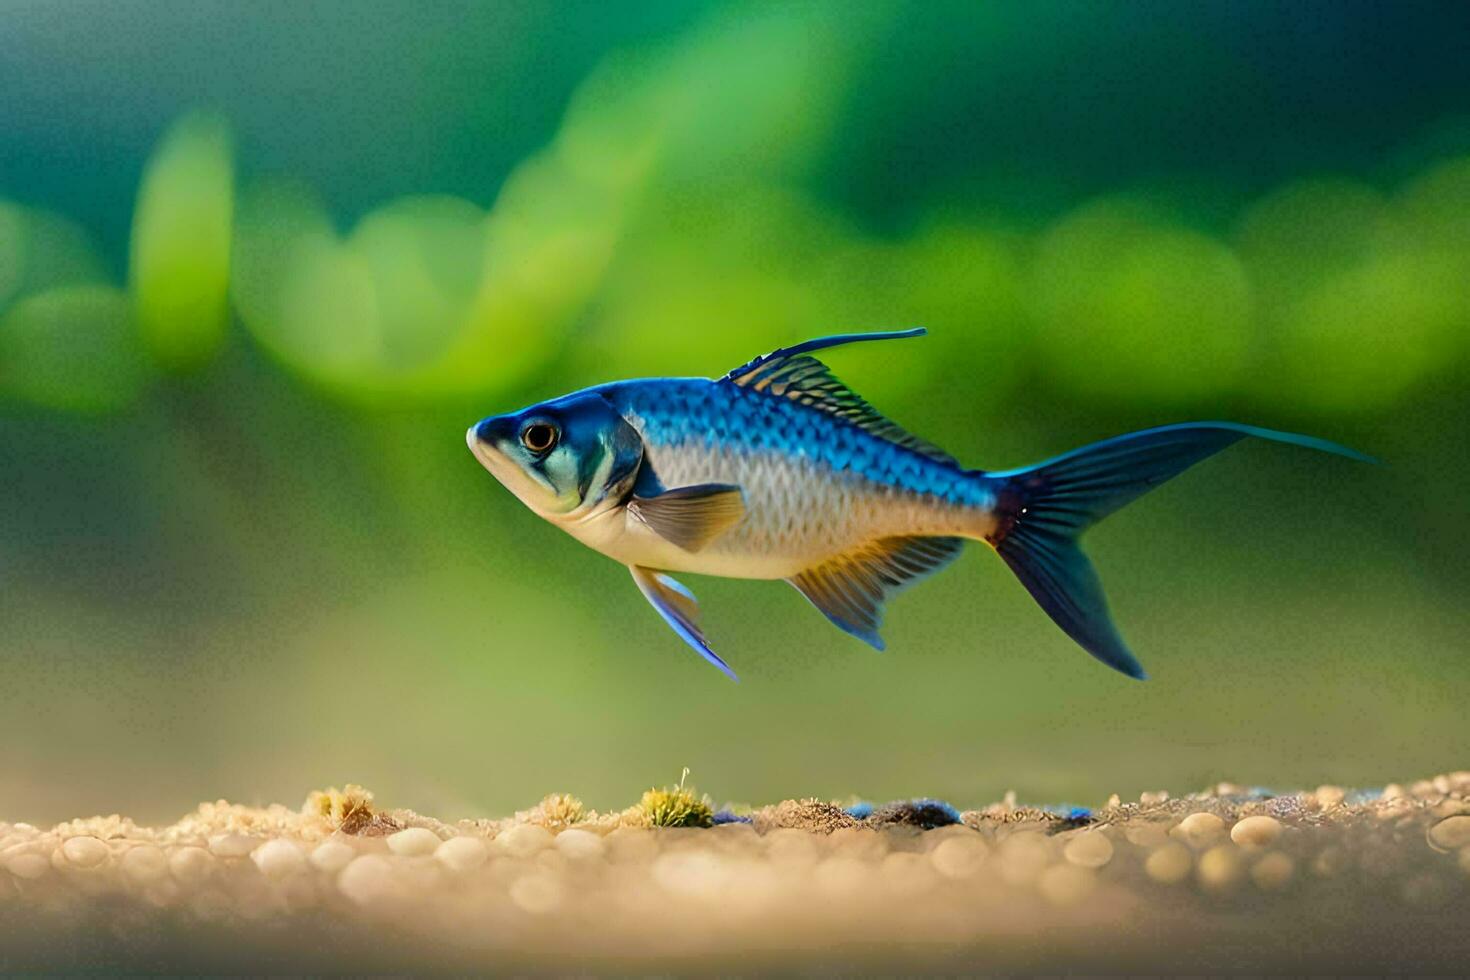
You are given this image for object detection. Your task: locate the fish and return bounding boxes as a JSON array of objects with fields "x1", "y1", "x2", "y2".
[{"x1": 466, "y1": 329, "x2": 1372, "y2": 681}]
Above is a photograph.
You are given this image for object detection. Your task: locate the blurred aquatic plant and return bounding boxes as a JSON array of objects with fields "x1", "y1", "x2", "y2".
[
  {"x1": 0, "y1": 200, "x2": 150, "y2": 413},
  {"x1": 232, "y1": 184, "x2": 497, "y2": 397},
  {"x1": 0, "y1": 285, "x2": 148, "y2": 414},
  {"x1": 229, "y1": 3, "x2": 877, "y2": 401},
  {"x1": 519, "y1": 793, "x2": 587, "y2": 832},
  {"x1": 1030, "y1": 196, "x2": 1254, "y2": 408},
  {"x1": 304, "y1": 784, "x2": 400, "y2": 836},
  {"x1": 1236, "y1": 173, "x2": 1470, "y2": 411},
  {"x1": 634, "y1": 770, "x2": 714, "y2": 828},
  {"x1": 129, "y1": 111, "x2": 235, "y2": 372},
  {"x1": 0, "y1": 202, "x2": 110, "y2": 305}
]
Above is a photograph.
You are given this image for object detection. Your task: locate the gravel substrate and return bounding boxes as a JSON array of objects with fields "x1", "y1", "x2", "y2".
[{"x1": 3, "y1": 774, "x2": 1469, "y2": 974}]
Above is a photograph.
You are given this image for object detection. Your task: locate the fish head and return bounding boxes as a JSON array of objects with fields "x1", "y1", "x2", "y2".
[{"x1": 467, "y1": 390, "x2": 644, "y2": 521}]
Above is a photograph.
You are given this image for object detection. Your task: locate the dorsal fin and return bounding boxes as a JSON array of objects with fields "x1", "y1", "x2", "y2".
[
  {"x1": 788, "y1": 535, "x2": 966, "y2": 650},
  {"x1": 722, "y1": 329, "x2": 956, "y2": 466}
]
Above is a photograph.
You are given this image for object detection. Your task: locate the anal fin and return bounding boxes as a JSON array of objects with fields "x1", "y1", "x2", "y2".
[{"x1": 788, "y1": 536, "x2": 964, "y2": 650}]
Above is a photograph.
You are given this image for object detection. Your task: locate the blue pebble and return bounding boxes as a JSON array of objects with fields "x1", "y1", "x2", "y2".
[{"x1": 867, "y1": 798, "x2": 960, "y2": 829}]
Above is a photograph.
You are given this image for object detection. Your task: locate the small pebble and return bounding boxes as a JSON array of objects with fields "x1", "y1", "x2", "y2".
[
  {"x1": 435, "y1": 836, "x2": 489, "y2": 873},
  {"x1": 654, "y1": 850, "x2": 731, "y2": 899},
  {"x1": 603, "y1": 828, "x2": 657, "y2": 863},
  {"x1": 1173, "y1": 812, "x2": 1225, "y2": 847},
  {"x1": 1230, "y1": 815, "x2": 1283, "y2": 848},
  {"x1": 252, "y1": 839, "x2": 307, "y2": 879},
  {"x1": 208, "y1": 834, "x2": 260, "y2": 858},
  {"x1": 488, "y1": 856, "x2": 532, "y2": 884},
  {"x1": 496, "y1": 824, "x2": 554, "y2": 859},
  {"x1": 509, "y1": 871, "x2": 563, "y2": 914},
  {"x1": 1251, "y1": 851, "x2": 1294, "y2": 891},
  {"x1": 1430, "y1": 799, "x2": 1468, "y2": 818},
  {"x1": 337, "y1": 854, "x2": 396, "y2": 907},
  {"x1": 386, "y1": 828, "x2": 442, "y2": 857},
  {"x1": 310, "y1": 840, "x2": 356, "y2": 874},
  {"x1": 764, "y1": 829, "x2": 819, "y2": 868},
  {"x1": 1314, "y1": 785, "x2": 1345, "y2": 808},
  {"x1": 996, "y1": 833, "x2": 1050, "y2": 885},
  {"x1": 1062, "y1": 831, "x2": 1113, "y2": 868},
  {"x1": 534, "y1": 848, "x2": 568, "y2": 874},
  {"x1": 553, "y1": 828, "x2": 605, "y2": 861},
  {"x1": 1038, "y1": 863, "x2": 1096, "y2": 906},
  {"x1": 1139, "y1": 790, "x2": 1170, "y2": 805},
  {"x1": 398, "y1": 854, "x2": 446, "y2": 893},
  {"x1": 878, "y1": 852, "x2": 935, "y2": 898},
  {"x1": 5, "y1": 852, "x2": 51, "y2": 880},
  {"x1": 814, "y1": 856, "x2": 870, "y2": 896},
  {"x1": 61, "y1": 836, "x2": 109, "y2": 869},
  {"x1": 169, "y1": 846, "x2": 215, "y2": 885},
  {"x1": 930, "y1": 836, "x2": 989, "y2": 878},
  {"x1": 1426, "y1": 815, "x2": 1470, "y2": 852},
  {"x1": 708, "y1": 822, "x2": 760, "y2": 851},
  {"x1": 1124, "y1": 823, "x2": 1171, "y2": 848},
  {"x1": 121, "y1": 845, "x2": 168, "y2": 882},
  {"x1": 1145, "y1": 843, "x2": 1192, "y2": 884},
  {"x1": 1197, "y1": 844, "x2": 1244, "y2": 891},
  {"x1": 830, "y1": 826, "x2": 889, "y2": 860},
  {"x1": 1381, "y1": 783, "x2": 1406, "y2": 801}
]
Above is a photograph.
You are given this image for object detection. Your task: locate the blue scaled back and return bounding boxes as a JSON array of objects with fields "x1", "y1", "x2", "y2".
[{"x1": 596, "y1": 376, "x2": 982, "y2": 505}]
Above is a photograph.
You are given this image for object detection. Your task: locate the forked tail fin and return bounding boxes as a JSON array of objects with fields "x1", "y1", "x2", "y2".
[{"x1": 985, "y1": 423, "x2": 1374, "y2": 679}]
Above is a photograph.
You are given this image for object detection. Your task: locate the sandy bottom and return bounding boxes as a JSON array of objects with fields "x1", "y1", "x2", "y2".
[{"x1": 3, "y1": 774, "x2": 1469, "y2": 975}]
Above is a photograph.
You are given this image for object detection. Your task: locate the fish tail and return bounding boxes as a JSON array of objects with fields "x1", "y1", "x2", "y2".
[{"x1": 981, "y1": 422, "x2": 1374, "y2": 679}]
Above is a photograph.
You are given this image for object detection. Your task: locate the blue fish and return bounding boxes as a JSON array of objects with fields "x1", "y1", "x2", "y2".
[{"x1": 467, "y1": 329, "x2": 1371, "y2": 681}]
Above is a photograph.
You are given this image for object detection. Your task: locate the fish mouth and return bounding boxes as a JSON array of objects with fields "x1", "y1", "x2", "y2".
[
  {"x1": 466, "y1": 421, "x2": 561, "y2": 507},
  {"x1": 466, "y1": 425, "x2": 496, "y2": 470},
  {"x1": 466, "y1": 424, "x2": 519, "y2": 484}
]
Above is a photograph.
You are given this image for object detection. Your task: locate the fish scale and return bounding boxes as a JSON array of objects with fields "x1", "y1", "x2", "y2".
[{"x1": 609, "y1": 378, "x2": 974, "y2": 566}]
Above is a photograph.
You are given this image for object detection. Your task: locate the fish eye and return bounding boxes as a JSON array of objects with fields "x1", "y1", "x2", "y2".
[{"x1": 519, "y1": 421, "x2": 559, "y2": 454}]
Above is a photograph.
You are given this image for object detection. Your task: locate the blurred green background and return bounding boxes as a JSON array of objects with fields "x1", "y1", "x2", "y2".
[{"x1": 2, "y1": 0, "x2": 1468, "y2": 824}]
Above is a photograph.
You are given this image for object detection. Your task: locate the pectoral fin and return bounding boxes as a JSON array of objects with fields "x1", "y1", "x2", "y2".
[
  {"x1": 630, "y1": 565, "x2": 738, "y2": 681},
  {"x1": 628, "y1": 483, "x2": 744, "y2": 551},
  {"x1": 788, "y1": 536, "x2": 965, "y2": 650}
]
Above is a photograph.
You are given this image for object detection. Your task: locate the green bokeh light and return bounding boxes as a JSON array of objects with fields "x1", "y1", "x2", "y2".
[
  {"x1": 0, "y1": 285, "x2": 149, "y2": 413},
  {"x1": 1032, "y1": 197, "x2": 1253, "y2": 406},
  {"x1": 129, "y1": 111, "x2": 234, "y2": 372}
]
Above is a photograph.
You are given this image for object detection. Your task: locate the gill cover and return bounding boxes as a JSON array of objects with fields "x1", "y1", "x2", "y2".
[{"x1": 559, "y1": 393, "x2": 645, "y2": 514}]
